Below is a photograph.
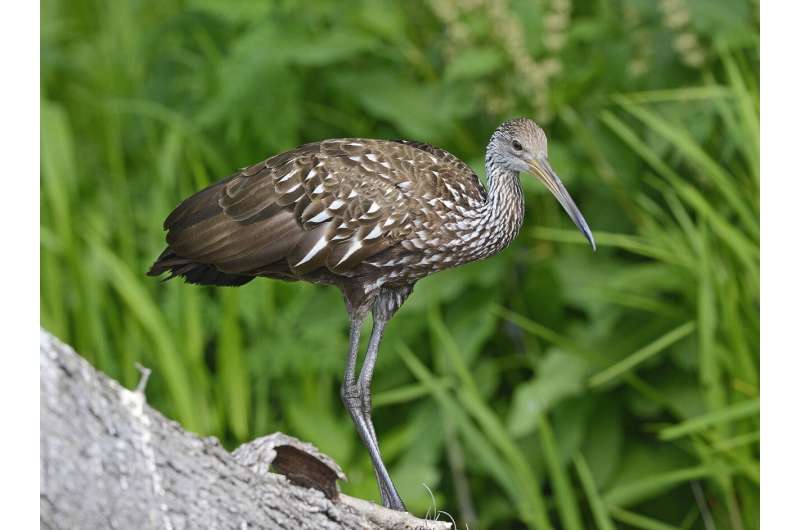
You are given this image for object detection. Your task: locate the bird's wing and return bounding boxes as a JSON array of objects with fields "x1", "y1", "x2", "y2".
[{"x1": 162, "y1": 139, "x2": 485, "y2": 276}]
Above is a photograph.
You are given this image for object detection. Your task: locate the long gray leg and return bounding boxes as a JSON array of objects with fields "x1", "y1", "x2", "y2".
[
  {"x1": 340, "y1": 287, "x2": 413, "y2": 511},
  {"x1": 358, "y1": 319, "x2": 383, "y2": 446},
  {"x1": 340, "y1": 311, "x2": 402, "y2": 509},
  {"x1": 357, "y1": 315, "x2": 405, "y2": 510},
  {"x1": 355, "y1": 286, "x2": 415, "y2": 510}
]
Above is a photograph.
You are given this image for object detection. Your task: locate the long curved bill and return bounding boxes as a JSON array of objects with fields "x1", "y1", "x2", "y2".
[{"x1": 528, "y1": 159, "x2": 596, "y2": 251}]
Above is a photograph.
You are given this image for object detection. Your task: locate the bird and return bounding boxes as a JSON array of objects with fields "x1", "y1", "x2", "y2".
[{"x1": 148, "y1": 117, "x2": 595, "y2": 511}]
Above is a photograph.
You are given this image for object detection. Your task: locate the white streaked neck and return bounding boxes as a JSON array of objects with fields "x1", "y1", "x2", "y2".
[{"x1": 482, "y1": 155, "x2": 525, "y2": 248}]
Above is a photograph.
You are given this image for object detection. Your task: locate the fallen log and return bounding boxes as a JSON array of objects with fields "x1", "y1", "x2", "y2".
[{"x1": 40, "y1": 330, "x2": 451, "y2": 530}]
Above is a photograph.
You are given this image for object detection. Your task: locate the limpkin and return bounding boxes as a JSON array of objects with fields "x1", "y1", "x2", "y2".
[{"x1": 148, "y1": 118, "x2": 595, "y2": 510}]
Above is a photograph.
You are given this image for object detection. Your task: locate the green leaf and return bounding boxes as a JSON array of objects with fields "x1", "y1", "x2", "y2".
[
  {"x1": 189, "y1": 0, "x2": 272, "y2": 22},
  {"x1": 603, "y1": 444, "x2": 697, "y2": 506},
  {"x1": 336, "y1": 71, "x2": 476, "y2": 140},
  {"x1": 281, "y1": 31, "x2": 379, "y2": 67},
  {"x1": 507, "y1": 350, "x2": 590, "y2": 437},
  {"x1": 445, "y1": 47, "x2": 504, "y2": 82},
  {"x1": 582, "y1": 401, "x2": 623, "y2": 489}
]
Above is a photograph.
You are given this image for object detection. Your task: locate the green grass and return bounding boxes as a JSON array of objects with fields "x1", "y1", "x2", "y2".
[{"x1": 41, "y1": 1, "x2": 759, "y2": 528}]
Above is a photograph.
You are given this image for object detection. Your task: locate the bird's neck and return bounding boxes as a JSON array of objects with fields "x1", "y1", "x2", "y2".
[{"x1": 475, "y1": 156, "x2": 525, "y2": 256}]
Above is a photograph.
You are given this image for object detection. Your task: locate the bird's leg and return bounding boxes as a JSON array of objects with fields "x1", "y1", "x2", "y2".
[
  {"x1": 357, "y1": 319, "x2": 382, "y2": 446},
  {"x1": 351, "y1": 286, "x2": 414, "y2": 511},
  {"x1": 340, "y1": 311, "x2": 403, "y2": 509},
  {"x1": 356, "y1": 315, "x2": 406, "y2": 511}
]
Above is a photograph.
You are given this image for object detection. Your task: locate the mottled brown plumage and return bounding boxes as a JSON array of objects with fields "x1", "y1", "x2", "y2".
[
  {"x1": 148, "y1": 118, "x2": 594, "y2": 511},
  {"x1": 151, "y1": 139, "x2": 489, "y2": 284}
]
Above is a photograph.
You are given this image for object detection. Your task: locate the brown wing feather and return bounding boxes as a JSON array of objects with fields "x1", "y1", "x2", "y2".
[
  {"x1": 393, "y1": 140, "x2": 487, "y2": 203},
  {"x1": 149, "y1": 138, "x2": 487, "y2": 283}
]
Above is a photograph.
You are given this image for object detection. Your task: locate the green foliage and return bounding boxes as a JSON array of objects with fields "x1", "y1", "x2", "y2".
[{"x1": 41, "y1": 0, "x2": 759, "y2": 528}]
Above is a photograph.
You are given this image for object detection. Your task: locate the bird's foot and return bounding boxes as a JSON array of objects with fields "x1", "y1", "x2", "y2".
[
  {"x1": 377, "y1": 475, "x2": 406, "y2": 511},
  {"x1": 382, "y1": 495, "x2": 406, "y2": 512}
]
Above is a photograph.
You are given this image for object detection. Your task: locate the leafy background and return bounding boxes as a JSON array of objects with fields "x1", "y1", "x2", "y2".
[{"x1": 41, "y1": 0, "x2": 759, "y2": 528}]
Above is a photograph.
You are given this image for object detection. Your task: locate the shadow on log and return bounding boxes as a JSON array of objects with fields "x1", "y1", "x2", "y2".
[{"x1": 40, "y1": 330, "x2": 452, "y2": 530}]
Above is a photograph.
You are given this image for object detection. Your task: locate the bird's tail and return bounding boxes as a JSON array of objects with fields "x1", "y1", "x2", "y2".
[{"x1": 147, "y1": 248, "x2": 254, "y2": 287}]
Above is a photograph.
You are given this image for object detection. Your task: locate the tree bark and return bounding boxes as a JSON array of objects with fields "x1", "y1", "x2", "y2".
[{"x1": 40, "y1": 330, "x2": 451, "y2": 530}]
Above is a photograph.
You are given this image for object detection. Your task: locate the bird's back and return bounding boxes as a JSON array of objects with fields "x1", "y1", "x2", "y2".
[{"x1": 148, "y1": 139, "x2": 487, "y2": 286}]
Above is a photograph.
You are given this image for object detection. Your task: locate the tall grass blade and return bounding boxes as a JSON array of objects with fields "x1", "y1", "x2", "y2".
[
  {"x1": 540, "y1": 415, "x2": 585, "y2": 530},
  {"x1": 590, "y1": 322, "x2": 695, "y2": 387},
  {"x1": 603, "y1": 466, "x2": 716, "y2": 506},
  {"x1": 612, "y1": 98, "x2": 758, "y2": 238},
  {"x1": 90, "y1": 243, "x2": 198, "y2": 431},
  {"x1": 575, "y1": 453, "x2": 616, "y2": 530},
  {"x1": 428, "y1": 306, "x2": 553, "y2": 529},
  {"x1": 396, "y1": 345, "x2": 519, "y2": 512},
  {"x1": 659, "y1": 399, "x2": 759, "y2": 441},
  {"x1": 601, "y1": 111, "x2": 758, "y2": 272},
  {"x1": 219, "y1": 290, "x2": 250, "y2": 441},
  {"x1": 720, "y1": 52, "x2": 759, "y2": 174},
  {"x1": 608, "y1": 506, "x2": 682, "y2": 530}
]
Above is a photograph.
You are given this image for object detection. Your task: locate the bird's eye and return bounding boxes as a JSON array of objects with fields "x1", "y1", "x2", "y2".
[{"x1": 512, "y1": 140, "x2": 523, "y2": 151}]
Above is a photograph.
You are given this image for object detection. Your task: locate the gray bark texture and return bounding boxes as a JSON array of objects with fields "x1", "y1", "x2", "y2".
[{"x1": 40, "y1": 329, "x2": 451, "y2": 530}]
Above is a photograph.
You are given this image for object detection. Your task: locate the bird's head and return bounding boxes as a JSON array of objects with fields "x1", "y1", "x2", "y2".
[{"x1": 489, "y1": 117, "x2": 596, "y2": 251}]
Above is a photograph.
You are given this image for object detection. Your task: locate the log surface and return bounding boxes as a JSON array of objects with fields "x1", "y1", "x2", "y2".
[{"x1": 40, "y1": 330, "x2": 450, "y2": 530}]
